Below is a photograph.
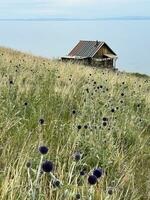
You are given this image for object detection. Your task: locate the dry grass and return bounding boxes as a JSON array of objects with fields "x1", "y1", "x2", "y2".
[{"x1": 0, "y1": 47, "x2": 150, "y2": 200}]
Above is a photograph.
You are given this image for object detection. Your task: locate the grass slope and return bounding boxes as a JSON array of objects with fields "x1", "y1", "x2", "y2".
[{"x1": 0, "y1": 47, "x2": 150, "y2": 200}]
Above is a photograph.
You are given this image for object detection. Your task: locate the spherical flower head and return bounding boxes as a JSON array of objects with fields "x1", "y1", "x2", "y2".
[
  {"x1": 80, "y1": 170, "x2": 86, "y2": 176},
  {"x1": 9, "y1": 80, "x2": 13, "y2": 85},
  {"x1": 93, "y1": 168, "x2": 103, "y2": 178},
  {"x1": 39, "y1": 146, "x2": 48, "y2": 154},
  {"x1": 41, "y1": 160, "x2": 53, "y2": 173},
  {"x1": 88, "y1": 175, "x2": 97, "y2": 185},
  {"x1": 108, "y1": 188, "x2": 113, "y2": 195},
  {"x1": 24, "y1": 102, "x2": 28, "y2": 106},
  {"x1": 39, "y1": 118, "x2": 44, "y2": 125},
  {"x1": 75, "y1": 193, "x2": 81, "y2": 199},
  {"x1": 26, "y1": 161, "x2": 31, "y2": 168},
  {"x1": 74, "y1": 152, "x2": 81, "y2": 161}
]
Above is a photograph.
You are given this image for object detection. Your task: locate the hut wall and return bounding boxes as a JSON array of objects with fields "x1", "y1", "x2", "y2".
[{"x1": 92, "y1": 59, "x2": 114, "y2": 68}]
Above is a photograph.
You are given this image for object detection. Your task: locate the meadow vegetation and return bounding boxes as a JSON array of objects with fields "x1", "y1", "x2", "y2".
[{"x1": 0, "y1": 47, "x2": 150, "y2": 200}]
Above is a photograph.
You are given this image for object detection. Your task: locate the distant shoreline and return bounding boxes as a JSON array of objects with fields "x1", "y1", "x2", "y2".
[{"x1": 0, "y1": 16, "x2": 150, "y2": 21}]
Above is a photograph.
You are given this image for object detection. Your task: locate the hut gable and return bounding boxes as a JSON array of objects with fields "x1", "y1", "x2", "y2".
[{"x1": 93, "y1": 43, "x2": 117, "y2": 59}]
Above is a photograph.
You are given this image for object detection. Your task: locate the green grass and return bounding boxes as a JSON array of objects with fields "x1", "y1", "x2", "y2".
[{"x1": 0, "y1": 47, "x2": 150, "y2": 200}]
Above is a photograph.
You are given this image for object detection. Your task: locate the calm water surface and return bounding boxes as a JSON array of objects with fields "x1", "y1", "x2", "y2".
[{"x1": 0, "y1": 20, "x2": 150, "y2": 74}]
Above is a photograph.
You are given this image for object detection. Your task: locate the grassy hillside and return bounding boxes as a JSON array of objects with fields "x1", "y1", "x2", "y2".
[{"x1": 0, "y1": 47, "x2": 150, "y2": 200}]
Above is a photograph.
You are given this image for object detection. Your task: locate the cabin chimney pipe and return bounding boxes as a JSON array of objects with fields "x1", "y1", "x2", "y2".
[{"x1": 95, "y1": 40, "x2": 99, "y2": 46}]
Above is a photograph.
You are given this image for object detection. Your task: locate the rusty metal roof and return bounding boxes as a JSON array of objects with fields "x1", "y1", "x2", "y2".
[
  {"x1": 68, "y1": 40, "x2": 117, "y2": 58},
  {"x1": 68, "y1": 40, "x2": 104, "y2": 58}
]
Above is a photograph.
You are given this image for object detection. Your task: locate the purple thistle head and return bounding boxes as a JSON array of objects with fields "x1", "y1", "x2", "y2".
[
  {"x1": 88, "y1": 175, "x2": 97, "y2": 185},
  {"x1": 74, "y1": 152, "x2": 81, "y2": 161},
  {"x1": 75, "y1": 193, "x2": 81, "y2": 199},
  {"x1": 39, "y1": 146, "x2": 48, "y2": 155},
  {"x1": 93, "y1": 168, "x2": 103, "y2": 179},
  {"x1": 39, "y1": 118, "x2": 45, "y2": 125},
  {"x1": 41, "y1": 160, "x2": 53, "y2": 173}
]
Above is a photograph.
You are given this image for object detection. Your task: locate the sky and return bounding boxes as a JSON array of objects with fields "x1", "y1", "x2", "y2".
[{"x1": 0, "y1": 0, "x2": 150, "y2": 19}]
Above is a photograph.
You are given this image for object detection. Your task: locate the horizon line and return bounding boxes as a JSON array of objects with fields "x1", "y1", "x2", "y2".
[{"x1": 0, "y1": 16, "x2": 150, "y2": 21}]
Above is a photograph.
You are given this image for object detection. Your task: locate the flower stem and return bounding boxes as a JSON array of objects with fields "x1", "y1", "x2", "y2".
[{"x1": 33, "y1": 155, "x2": 43, "y2": 200}]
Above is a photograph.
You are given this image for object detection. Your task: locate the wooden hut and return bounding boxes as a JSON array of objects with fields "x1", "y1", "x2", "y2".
[{"x1": 61, "y1": 40, "x2": 118, "y2": 69}]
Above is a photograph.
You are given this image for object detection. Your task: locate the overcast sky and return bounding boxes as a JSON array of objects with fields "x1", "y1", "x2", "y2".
[{"x1": 0, "y1": 0, "x2": 150, "y2": 19}]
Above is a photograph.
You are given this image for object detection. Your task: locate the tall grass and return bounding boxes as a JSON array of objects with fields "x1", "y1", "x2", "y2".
[{"x1": 0, "y1": 47, "x2": 150, "y2": 200}]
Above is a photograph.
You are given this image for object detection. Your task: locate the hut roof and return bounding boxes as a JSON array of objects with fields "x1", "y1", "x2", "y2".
[{"x1": 68, "y1": 40, "x2": 117, "y2": 58}]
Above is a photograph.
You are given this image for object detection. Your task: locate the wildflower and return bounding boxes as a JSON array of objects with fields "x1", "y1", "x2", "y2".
[
  {"x1": 111, "y1": 108, "x2": 115, "y2": 113},
  {"x1": 84, "y1": 125, "x2": 88, "y2": 129},
  {"x1": 41, "y1": 160, "x2": 53, "y2": 173},
  {"x1": 26, "y1": 161, "x2": 31, "y2": 168},
  {"x1": 74, "y1": 152, "x2": 81, "y2": 161},
  {"x1": 72, "y1": 110, "x2": 76, "y2": 114},
  {"x1": 75, "y1": 193, "x2": 81, "y2": 199},
  {"x1": 93, "y1": 168, "x2": 103, "y2": 178},
  {"x1": 77, "y1": 125, "x2": 82, "y2": 130},
  {"x1": 108, "y1": 188, "x2": 113, "y2": 195},
  {"x1": 102, "y1": 117, "x2": 108, "y2": 121},
  {"x1": 103, "y1": 122, "x2": 107, "y2": 126},
  {"x1": 39, "y1": 146, "x2": 48, "y2": 155},
  {"x1": 39, "y1": 118, "x2": 44, "y2": 125},
  {"x1": 24, "y1": 102, "x2": 28, "y2": 106},
  {"x1": 80, "y1": 170, "x2": 86, "y2": 176},
  {"x1": 88, "y1": 175, "x2": 97, "y2": 185},
  {"x1": 9, "y1": 80, "x2": 13, "y2": 84}
]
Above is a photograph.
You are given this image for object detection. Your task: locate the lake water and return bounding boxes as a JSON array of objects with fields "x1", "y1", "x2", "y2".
[{"x1": 0, "y1": 20, "x2": 150, "y2": 75}]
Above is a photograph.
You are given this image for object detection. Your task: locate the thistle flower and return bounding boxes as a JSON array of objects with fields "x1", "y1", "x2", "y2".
[
  {"x1": 108, "y1": 188, "x2": 113, "y2": 195},
  {"x1": 41, "y1": 160, "x2": 53, "y2": 173},
  {"x1": 75, "y1": 193, "x2": 81, "y2": 199},
  {"x1": 24, "y1": 102, "x2": 28, "y2": 106},
  {"x1": 74, "y1": 152, "x2": 81, "y2": 161},
  {"x1": 111, "y1": 108, "x2": 115, "y2": 113},
  {"x1": 88, "y1": 175, "x2": 97, "y2": 185},
  {"x1": 80, "y1": 170, "x2": 86, "y2": 176},
  {"x1": 103, "y1": 122, "x2": 107, "y2": 126},
  {"x1": 84, "y1": 125, "x2": 88, "y2": 129},
  {"x1": 26, "y1": 161, "x2": 31, "y2": 168},
  {"x1": 39, "y1": 118, "x2": 44, "y2": 125},
  {"x1": 93, "y1": 168, "x2": 103, "y2": 178},
  {"x1": 102, "y1": 117, "x2": 108, "y2": 121},
  {"x1": 9, "y1": 80, "x2": 13, "y2": 84},
  {"x1": 72, "y1": 110, "x2": 76, "y2": 114},
  {"x1": 39, "y1": 146, "x2": 48, "y2": 155},
  {"x1": 77, "y1": 125, "x2": 82, "y2": 130}
]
